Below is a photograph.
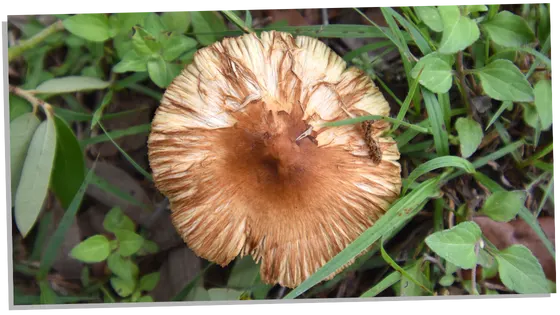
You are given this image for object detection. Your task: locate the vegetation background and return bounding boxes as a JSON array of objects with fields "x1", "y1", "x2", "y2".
[{"x1": 6, "y1": 4, "x2": 555, "y2": 305}]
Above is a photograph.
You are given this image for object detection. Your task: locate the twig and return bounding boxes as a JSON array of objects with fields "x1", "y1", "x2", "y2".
[
  {"x1": 321, "y1": 8, "x2": 329, "y2": 25},
  {"x1": 456, "y1": 51, "x2": 478, "y2": 120},
  {"x1": 8, "y1": 20, "x2": 65, "y2": 62},
  {"x1": 423, "y1": 254, "x2": 446, "y2": 273},
  {"x1": 8, "y1": 85, "x2": 53, "y2": 116},
  {"x1": 222, "y1": 11, "x2": 254, "y2": 34}
]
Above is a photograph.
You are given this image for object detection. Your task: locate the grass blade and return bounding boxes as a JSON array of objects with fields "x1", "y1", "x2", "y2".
[
  {"x1": 360, "y1": 270, "x2": 400, "y2": 297},
  {"x1": 90, "y1": 173, "x2": 150, "y2": 210},
  {"x1": 391, "y1": 67, "x2": 423, "y2": 133},
  {"x1": 38, "y1": 162, "x2": 97, "y2": 279},
  {"x1": 284, "y1": 175, "x2": 443, "y2": 299},
  {"x1": 172, "y1": 264, "x2": 213, "y2": 301},
  {"x1": 343, "y1": 41, "x2": 393, "y2": 62},
  {"x1": 403, "y1": 156, "x2": 475, "y2": 192},
  {"x1": 422, "y1": 88, "x2": 449, "y2": 156},
  {"x1": 323, "y1": 115, "x2": 430, "y2": 134},
  {"x1": 98, "y1": 122, "x2": 153, "y2": 182},
  {"x1": 486, "y1": 102, "x2": 513, "y2": 130},
  {"x1": 380, "y1": 243, "x2": 434, "y2": 295},
  {"x1": 80, "y1": 123, "x2": 151, "y2": 146}
]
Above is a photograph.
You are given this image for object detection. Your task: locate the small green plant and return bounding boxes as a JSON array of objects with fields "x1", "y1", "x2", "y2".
[{"x1": 70, "y1": 207, "x2": 160, "y2": 302}]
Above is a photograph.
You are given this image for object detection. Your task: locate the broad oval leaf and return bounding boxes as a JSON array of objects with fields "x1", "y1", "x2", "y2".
[
  {"x1": 70, "y1": 234, "x2": 111, "y2": 263},
  {"x1": 139, "y1": 272, "x2": 160, "y2": 292},
  {"x1": 534, "y1": 79, "x2": 552, "y2": 130},
  {"x1": 480, "y1": 190, "x2": 526, "y2": 222},
  {"x1": 35, "y1": 76, "x2": 110, "y2": 94},
  {"x1": 438, "y1": 6, "x2": 480, "y2": 54},
  {"x1": 110, "y1": 276, "x2": 136, "y2": 297},
  {"x1": 495, "y1": 244, "x2": 549, "y2": 294},
  {"x1": 161, "y1": 11, "x2": 191, "y2": 34},
  {"x1": 51, "y1": 115, "x2": 85, "y2": 208},
  {"x1": 114, "y1": 13, "x2": 149, "y2": 35},
  {"x1": 191, "y1": 11, "x2": 227, "y2": 46},
  {"x1": 103, "y1": 207, "x2": 136, "y2": 233},
  {"x1": 162, "y1": 34, "x2": 198, "y2": 62},
  {"x1": 147, "y1": 56, "x2": 179, "y2": 88},
  {"x1": 475, "y1": 59, "x2": 534, "y2": 102},
  {"x1": 10, "y1": 113, "x2": 41, "y2": 202},
  {"x1": 403, "y1": 156, "x2": 475, "y2": 192},
  {"x1": 114, "y1": 229, "x2": 144, "y2": 256},
  {"x1": 455, "y1": 117, "x2": 483, "y2": 158},
  {"x1": 9, "y1": 94, "x2": 32, "y2": 121},
  {"x1": 63, "y1": 14, "x2": 112, "y2": 42},
  {"x1": 410, "y1": 53, "x2": 453, "y2": 93},
  {"x1": 207, "y1": 288, "x2": 244, "y2": 301},
  {"x1": 113, "y1": 50, "x2": 147, "y2": 73},
  {"x1": 414, "y1": 6, "x2": 443, "y2": 32},
  {"x1": 107, "y1": 252, "x2": 139, "y2": 280},
  {"x1": 424, "y1": 221, "x2": 482, "y2": 269},
  {"x1": 482, "y1": 11, "x2": 535, "y2": 48},
  {"x1": 14, "y1": 118, "x2": 57, "y2": 237}
]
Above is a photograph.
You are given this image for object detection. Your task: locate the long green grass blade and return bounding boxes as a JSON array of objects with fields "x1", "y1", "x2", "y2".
[
  {"x1": 403, "y1": 156, "x2": 475, "y2": 192},
  {"x1": 380, "y1": 244, "x2": 434, "y2": 295},
  {"x1": 80, "y1": 123, "x2": 151, "y2": 146},
  {"x1": 90, "y1": 173, "x2": 150, "y2": 210},
  {"x1": 360, "y1": 270, "x2": 400, "y2": 297},
  {"x1": 323, "y1": 115, "x2": 430, "y2": 134},
  {"x1": 422, "y1": 88, "x2": 449, "y2": 156},
  {"x1": 284, "y1": 175, "x2": 442, "y2": 299},
  {"x1": 343, "y1": 41, "x2": 393, "y2": 62}
]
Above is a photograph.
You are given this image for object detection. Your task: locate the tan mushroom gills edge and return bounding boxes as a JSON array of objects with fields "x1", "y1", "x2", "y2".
[{"x1": 147, "y1": 31, "x2": 402, "y2": 289}]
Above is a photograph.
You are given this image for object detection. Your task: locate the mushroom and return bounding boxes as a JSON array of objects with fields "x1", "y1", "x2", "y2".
[{"x1": 147, "y1": 31, "x2": 402, "y2": 289}]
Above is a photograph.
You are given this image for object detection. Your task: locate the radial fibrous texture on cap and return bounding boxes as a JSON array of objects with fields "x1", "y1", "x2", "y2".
[{"x1": 148, "y1": 31, "x2": 402, "y2": 288}]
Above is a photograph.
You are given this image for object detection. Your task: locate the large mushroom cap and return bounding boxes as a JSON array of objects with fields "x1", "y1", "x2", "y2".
[{"x1": 148, "y1": 31, "x2": 402, "y2": 288}]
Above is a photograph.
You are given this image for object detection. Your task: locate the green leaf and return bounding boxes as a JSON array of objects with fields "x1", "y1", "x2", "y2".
[
  {"x1": 399, "y1": 260, "x2": 432, "y2": 296},
  {"x1": 91, "y1": 91, "x2": 114, "y2": 130},
  {"x1": 403, "y1": 156, "x2": 474, "y2": 192},
  {"x1": 410, "y1": 52, "x2": 453, "y2": 93},
  {"x1": 115, "y1": 12, "x2": 149, "y2": 35},
  {"x1": 523, "y1": 103, "x2": 540, "y2": 129},
  {"x1": 39, "y1": 280, "x2": 57, "y2": 304},
  {"x1": 113, "y1": 50, "x2": 148, "y2": 73},
  {"x1": 9, "y1": 94, "x2": 32, "y2": 121},
  {"x1": 147, "y1": 56, "x2": 176, "y2": 88},
  {"x1": 10, "y1": 113, "x2": 41, "y2": 202},
  {"x1": 439, "y1": 274, "x2": 455, "y2": 287},
  {"x1": 482, "y1": 11, "x2": 535, "y2": 48},
  {"x1": 425, "y1": 221, "x2": 482, "y2": 269},
  {"x1": 161, "y1": 34, "x2": 197, "y2": 62},
  {"x1": 438, "y1": 6, "x2": 480, "y2": 54},
  {"x1": 35, "y1": 76, "x2": 111, "y2": 94},
  {"x1": 455, "y1": 117, "x2": 483, "y2": 158},
  {"x1": 480, "y1": 191, "x2": 526, "y2": 222},
  {"x1": 114, "y1": 229, "x2": 144, "y2": 256},
  {"x1": 138, "y1": 240, "x2": 159, "y2": 255},
  {"x1": 137, "y1": 295, "x2": 154, "y2": 302},
  {"x1": 191, "y1": 11, "x2": 227, "y2": 46},
  {"x1": 422, "y1": 88, "x2": 449, "y2": 156},
  {"x1": 80, "y1": 266, "x2": 90, "y2": 287},
  {"x1": 103, "y1": 207, "x2": 136, "y2": 233},
  {"x1": 14, "y1": 118, "x2": 57, "y2": 237},
  {"x1": 414, "y1": 6, "x2": 443, "y2": 32},
  {"x1": 132, "y1": 26, "x2": 161, "y2": 56},
  {"x1": 139, "y1": 272, "x2": 160, "y2": 292},
  {"x1": 113, "y1": 33, "x2": 134, "y2": 60},
  {"x1": 161, "y1": 11, "x2": 191, "y2": 33},
  {"x1": 63, "y1": 14, "x2": 112, "y2": 42},
  {"x1": 111, "y1": 276, "x2": 136, "y2": 297},
  {"x1": 51, "y1": 115, "x2": 85, "y2": 208},
  {"x1": 207, "y1": 288, "x2": 244, "y2": 301},
  {"x1": 107, "y1": 252, "x2": 138, "y2": 280},
  {"x1": 464, "y1": 5, "x2": 488, "y2": 14},
  {"x1": 70, "y1": 235, "x2": 111, "y2": 263},
  {"x1": 474, "y1": 59, "x2": 534, "y2": 102},
  {"x1": 144, "y1": 13, "x2": 166, "y2": 40},
  {"x1": 227, "y1": 256, "x2": 260, "y2": 289},
  {"x1": 534, "y1": 80, "x2": 552, "y2": 130},
  {"x1": 495, "y1": 245, "x2": 549, "y2": 294},
  {"x1": 245, "y1": 10, "x2": 253, "y2": 28}
]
